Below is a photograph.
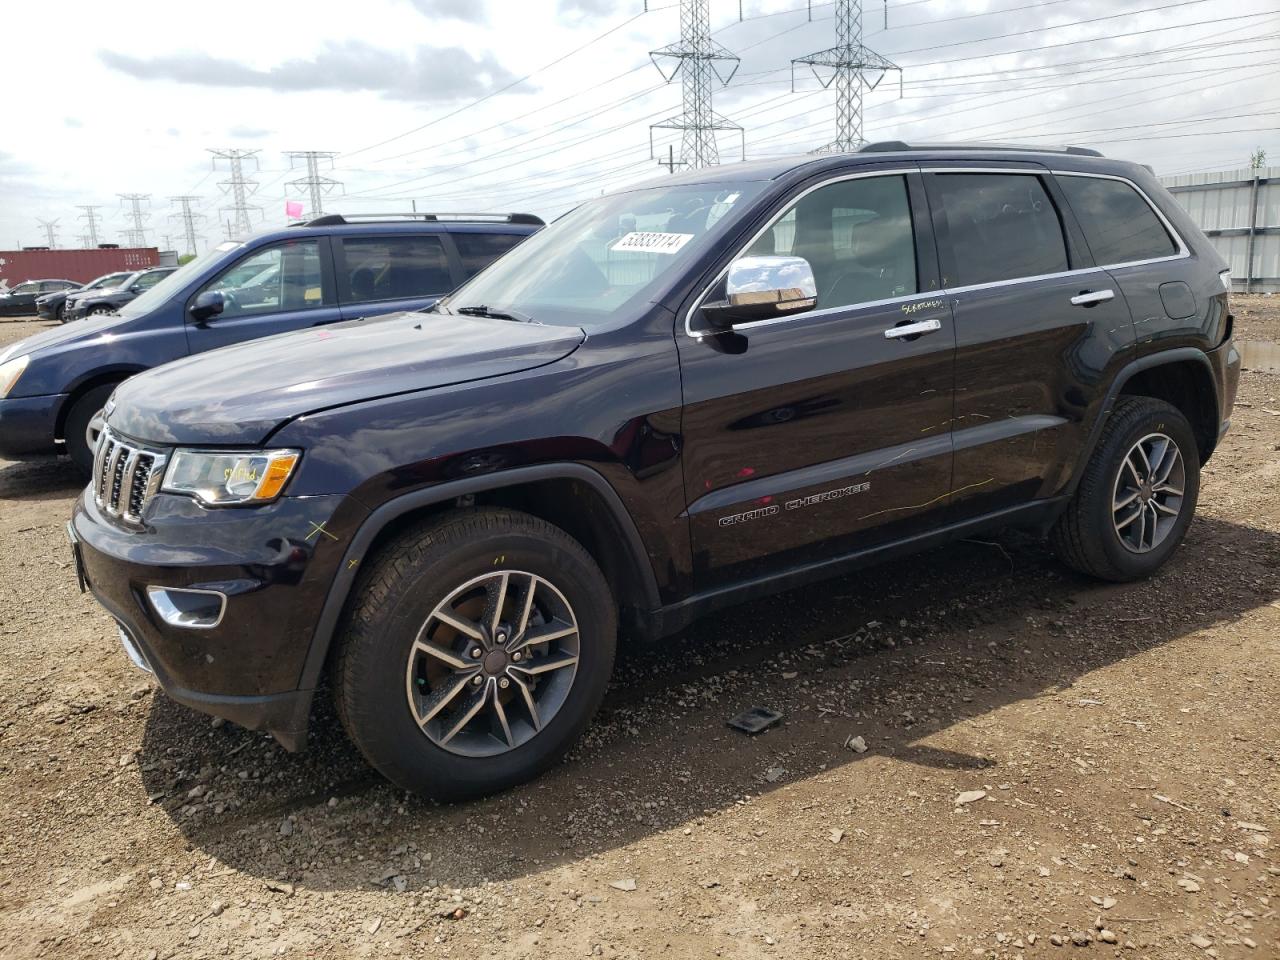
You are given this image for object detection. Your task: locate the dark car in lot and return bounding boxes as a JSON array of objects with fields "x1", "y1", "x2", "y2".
[
  {"x1": 69, "y1": 144, "x2": 1239, "y2": 801},
  {"x1": 62, "y1": 266, "x2": 179, "y2": 322},
  {"x1": 37, "y1": 271, "x2": 134, "y2": 322},
  {"x1": 0, "y1": 278, "x2": 79, "y2": 317},
  {"x1": 0, "y1": 212, "x2": 541, "y2": 472}
]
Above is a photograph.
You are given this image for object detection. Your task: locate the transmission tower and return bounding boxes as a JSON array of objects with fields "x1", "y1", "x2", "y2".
[
  {"x1": 35, "y1": 218, "x2": 59, "y2": 249},
  {"x1": 168, "y1": 196, "x2": 206, "y2": 256},
  {"x1": 76, "y1": 204, "x2": 103, "y2": 247},
  {"x1": 208, "y1": 148, "x2": 262, "y2": 240},
  {"x1": 792, "y1": 0, "x2": 901, "y2": 152},
  {"x1": 648, "y1": 0, "x2": 743, "y2": 170},
  {"x1": 285, "y1": 151, "x2": 342, "y2": 218},
  {"x1": 118, "y1": 194, "x2": 151, "y2": 246}
]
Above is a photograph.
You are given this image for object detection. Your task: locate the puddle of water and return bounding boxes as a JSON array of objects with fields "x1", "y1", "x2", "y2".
[{"x1": 1239, "y1": 340, "x2": 1280, "y2": 374}]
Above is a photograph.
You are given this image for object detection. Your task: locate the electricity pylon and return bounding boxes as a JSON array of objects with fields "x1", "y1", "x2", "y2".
[
  {"x1": 792, "y1": 0, "x2": 901, "y2": 152},
  {"x1": 36, "y1": 218, "x2": 59, "y2": 249},
  {"x1": 76, "y1": 205, "x2": 103, "y2": 247},
  {"x1": 118, "y1": 194, "x2": 151, "y2": 246},
  {"x1": 208, "y1": 148, "x2": 261, "y2": 239},
  {"x1": 648, "y1": 0, "x2": 743, "y2": 170},
  {"x1": 285, "y1": 151, "x2": 342, "y2": 218},
  {"x1": 168, "y1": 196, "x2": 206, "y2": 256}
]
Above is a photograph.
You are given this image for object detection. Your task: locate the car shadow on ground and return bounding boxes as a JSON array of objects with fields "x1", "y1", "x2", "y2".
[
  {"x1": 0, "y1": 456, "x2": 83, "y2": 503},
  {"x1": 137, "y1": 514, "x2": 1280, "y2": 892}
]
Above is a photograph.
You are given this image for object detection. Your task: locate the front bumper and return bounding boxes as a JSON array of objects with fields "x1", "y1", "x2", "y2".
[
  {"x1": 0, "y1": 393, "x2": 65, "y2": 458},
  {"x1": 71, "y1": 487, "x2": 369, "y2": 750}
]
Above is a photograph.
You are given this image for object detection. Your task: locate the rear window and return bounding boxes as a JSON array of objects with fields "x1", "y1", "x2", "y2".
[
  {"x1": 339, "y1": 235, "x2": 452, "y2": 303},
  {"x1": 453, "y1": 232, "x2": 527, "y2": 280},
  {"x1": 1057, "y1": 175, "x2": 1177, "y2": 266},
  {"x1": 933, "y1": 173, "x2": 1069, "y2": 287}
]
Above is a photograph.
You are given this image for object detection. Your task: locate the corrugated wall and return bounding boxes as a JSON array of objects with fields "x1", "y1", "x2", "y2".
[{"x1": 1159, "y1": 166, "x2": 1280, "y2": 293}]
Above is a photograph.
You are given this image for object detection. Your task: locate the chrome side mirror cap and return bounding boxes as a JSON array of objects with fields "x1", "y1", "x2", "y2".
[{"x1": 701, "y1": 255, "x2": 818, "y2": 329}]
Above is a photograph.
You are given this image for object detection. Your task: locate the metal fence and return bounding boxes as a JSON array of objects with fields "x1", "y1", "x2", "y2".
[{"x1": 1159, "y1": 166, "x2": 1279, "y2": 293}]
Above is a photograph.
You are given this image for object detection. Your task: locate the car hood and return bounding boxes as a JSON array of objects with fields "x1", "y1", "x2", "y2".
[
  {"x1": 107, "y1": 311, "x2": 587, "y2": 445},
  {"x1": 0, "y1": 310, "x2": 135, "y2": 364}
]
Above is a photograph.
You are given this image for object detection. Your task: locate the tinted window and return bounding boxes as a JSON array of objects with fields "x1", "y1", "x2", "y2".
[
  {"x1": 453, "y1": 232, "x2": 526, "y2": 280},
  {"x1": 746, "y1": 174, "x2": 917, "y2": 307},
  {"x1": 339, "y1": 236, "x2": 451, "y2": 303},
  {"x1": 10, "y1": 282, "x2": 39, "y2": 296},
  {"x1": 1057, "y1": 175, "x2": 1176, "y2": 265},
  {"x1": 934, "y1": 174, "x2": 1069, "y2": 286},
  {"x1": 199, "y1": 240, "x2": 325, "y2": 319}
]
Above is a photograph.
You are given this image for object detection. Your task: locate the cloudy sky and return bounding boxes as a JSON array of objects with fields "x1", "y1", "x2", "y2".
[{"x1": 2, "y1": 0, "x2": 1276, "y2": 252}]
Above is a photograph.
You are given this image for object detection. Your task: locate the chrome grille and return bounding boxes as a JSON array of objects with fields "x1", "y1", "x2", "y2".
[{"x1": 92, "y1": 428, "x2": 166, "y2": 524}]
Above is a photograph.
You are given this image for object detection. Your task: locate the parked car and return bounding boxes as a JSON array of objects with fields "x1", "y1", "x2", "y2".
[
  {"x1": 66, "y1": 144, "x2": 1239, "y2": 800},
  {"x1": 0, "y1": 278, "x2": 79, "y2": 317},
  {"x1": 37, "y1": 271, "x2": 134, "y2": 322},
  {"x1": 62, "y1": 266, "x2": 178, "y2": 321},
  {"x1": 0, "y1": 212, "x2": 541, "y2": 472}
]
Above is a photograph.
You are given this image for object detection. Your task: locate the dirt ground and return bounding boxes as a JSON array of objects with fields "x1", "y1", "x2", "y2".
[{"x1": 1, "y1": 299, "x2": 1277, "y2": 960}]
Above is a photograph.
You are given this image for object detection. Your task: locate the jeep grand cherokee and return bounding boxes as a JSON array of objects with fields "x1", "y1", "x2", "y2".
[{"x1": 68, "y1": 143, "x2": 1239, "y2": 800}]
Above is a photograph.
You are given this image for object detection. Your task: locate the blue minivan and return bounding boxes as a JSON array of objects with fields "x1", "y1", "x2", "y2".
[{"x1": 0, "y1": 212, "x2": 541, "y2": 472}]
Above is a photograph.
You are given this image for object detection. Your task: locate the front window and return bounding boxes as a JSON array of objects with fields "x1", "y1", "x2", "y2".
[
  {"x1": 11, "y1": 282, "x2": 39, "y2": 296},
  {"x1": 440, "y1": 181, "x2": 765, "y2": 328},
  {"x1": 198, "y1": 240, "x2": 326, "y2": 318}
]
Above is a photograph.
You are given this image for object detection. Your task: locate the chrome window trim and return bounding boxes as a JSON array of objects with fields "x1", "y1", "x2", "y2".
[
  {"x1": 683, "y1": 166, "x2": 1190, "y2": 339},
  {"x1": 684, "y1": 167, "x2": 920, "y2": 339}
]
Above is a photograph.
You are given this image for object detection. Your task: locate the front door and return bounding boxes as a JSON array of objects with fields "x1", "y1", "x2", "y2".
[
  {"x1": 185, "y1": 237, "x2": 341, "y2": 354},
  {"x1": 678, "y1": 170, "x2": 956, "y2": 591},
  {"x1": 923, "y1": 168, "x2": 1136, "y2": 520}
]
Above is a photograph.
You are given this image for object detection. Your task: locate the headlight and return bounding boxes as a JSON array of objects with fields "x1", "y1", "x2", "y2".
[
  {"x1": 162, "y1": 448, "x2": 300, "y2": 506},
  {"x1": 0, "y1": 354, "x2": 29, "y2": 398}
]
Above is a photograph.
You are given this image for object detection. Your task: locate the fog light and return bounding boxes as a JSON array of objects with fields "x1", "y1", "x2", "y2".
[{"x1": 147, "y1": 586, "x2": 227, "y2": 630}]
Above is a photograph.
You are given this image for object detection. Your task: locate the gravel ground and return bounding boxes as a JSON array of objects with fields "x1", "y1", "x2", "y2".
[{"x1": 0, "y1": 302, "x2": 1277, "y2": 960}]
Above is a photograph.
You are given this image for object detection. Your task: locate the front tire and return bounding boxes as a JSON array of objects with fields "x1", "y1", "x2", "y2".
[
  {"x1": 63, "y1": 384, "x2": 116, "y2": 477},
  {"x1": 1052, "y1": 396, "x2": 1200, "y2": 581},
  {"x1": 333, "y1": 508, "x2": 617, "y2": 800}
]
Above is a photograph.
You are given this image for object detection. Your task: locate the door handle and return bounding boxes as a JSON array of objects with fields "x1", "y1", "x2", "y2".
[
  {"x1": 884, "y1": 317, "x2": 942, "y2": 339},
  {"x1": 1070, "y1": 289, "x2": 1115, "y2": 307}
]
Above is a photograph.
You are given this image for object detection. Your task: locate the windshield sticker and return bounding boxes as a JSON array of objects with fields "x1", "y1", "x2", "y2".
[{"x1": 611, "y1": 232, "x2": 694, "y2": 255}]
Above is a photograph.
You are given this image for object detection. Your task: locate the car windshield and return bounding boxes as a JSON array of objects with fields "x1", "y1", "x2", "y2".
[
  {"x1": 117, "y1": 242, "x2": 242, "y2": 318},
  {"x1": 438, "y1": 181, "x2": 765, "y2": 328},
  {"x1": 87, "y1": 273, "x2": 127, "y2": 289}
]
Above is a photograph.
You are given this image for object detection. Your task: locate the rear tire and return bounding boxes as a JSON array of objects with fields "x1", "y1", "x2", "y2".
[
  {"x1": 63, "y1": 384, "x2": 116, "y2": 478},
  {"x1": 1051, "y1": 396, "x2": 1200, "y2": 581},
  {"x1": 333, "y1": 508, "x2": 616, "y2": 801}
]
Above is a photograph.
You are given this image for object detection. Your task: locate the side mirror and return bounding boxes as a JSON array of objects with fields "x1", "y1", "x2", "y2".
[
  {"x1": 700, "y1": 255, "x2": 818, "y2": 330},
  {"x1": 189, "y1": 290, "x2": 225, "y2": 322}
]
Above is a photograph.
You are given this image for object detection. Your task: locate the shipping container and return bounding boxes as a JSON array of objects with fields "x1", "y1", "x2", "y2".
[{"x1": 0, "y1": 247, "x2": 160, "y2": 290}]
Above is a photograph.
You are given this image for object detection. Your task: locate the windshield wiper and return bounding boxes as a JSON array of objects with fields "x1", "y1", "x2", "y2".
[{"x1": 455, "y1": 304, "x2": 537, "y2": 324}]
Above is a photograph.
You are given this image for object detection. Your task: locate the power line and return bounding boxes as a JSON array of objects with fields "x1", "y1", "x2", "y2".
[
  {"x1": 285, "y1": 151, "x2": 342, "y2": 218},
  {"x1": 649, "y1": 0, "x2": 744, "y2": 169},
  {"x1": 341, "y1": 9, "x2": 649, "y2": 160}
]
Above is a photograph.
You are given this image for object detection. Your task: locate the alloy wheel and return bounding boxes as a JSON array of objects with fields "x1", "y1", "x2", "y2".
[
  {"x1": 405, "y1": 570, "x2": 580, "y2": 758},
  {"x1": 1112, "y1": 432, "x2": 1185, "y2": 554}
]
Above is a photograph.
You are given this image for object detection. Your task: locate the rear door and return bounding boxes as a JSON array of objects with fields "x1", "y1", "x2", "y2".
[
  {"x1": 185, "y1": 237, "x2": 341, "y2": 354},
  {"x1": 335, "y1": 233, "x2": 456, "y2": 320},
  {"x1": 678, "y1": 169, "x2": 956, "y2": 590},
  {"x1": 923, "y1": 167, "x2": 1135, "y2": 519}
]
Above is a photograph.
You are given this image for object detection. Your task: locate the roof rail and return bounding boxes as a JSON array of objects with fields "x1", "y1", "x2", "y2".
[
  {"x1": 298, "y1": 212, "x2": 544, "y2": 228},
  {"x1": 858, "y1": 140, "x2": 1104, "y2": 158}
]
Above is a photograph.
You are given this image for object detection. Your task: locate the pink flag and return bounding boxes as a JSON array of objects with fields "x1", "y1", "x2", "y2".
[{"x1": 285, "y1": 199, "x2": 304, "y2": 219}]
